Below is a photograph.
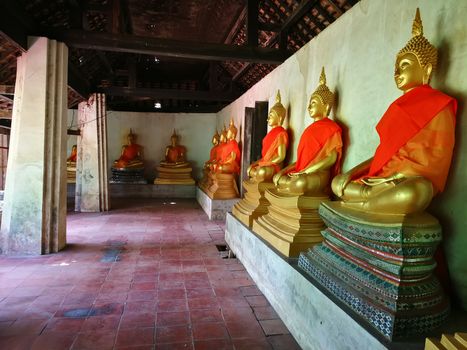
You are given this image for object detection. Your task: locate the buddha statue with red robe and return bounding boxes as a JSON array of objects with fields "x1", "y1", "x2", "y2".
[
  {"x1": 252, "y1": 68, "x2": 343, "y2": 257},
  {"x1": 273, "y1": 68, "x2": 342, "y2": 196},
  {"x1": 247, "y1": 90, "x2": 289, "y2": 182},
  {"x1": 199, "y1": 130, "x2": 221, "y2": 191},
  {"x1": 113, "y1": 129, "x2": 144, "y2": 169},
  {"x1": 155, "y1": 130, "x2": 195, "y2": 185},
  {"x1": 331, "y1": 9, "x2": 456, "y2": 215},
  {"x1": 207, "y1": 120, "x2": 241, "y2": 199},
  {"x1": 67, "y1": 144, "x2": 77, "y2": 183},
  {"x1": 233, "y1": 90, "x2": 289, "y2": 226}
]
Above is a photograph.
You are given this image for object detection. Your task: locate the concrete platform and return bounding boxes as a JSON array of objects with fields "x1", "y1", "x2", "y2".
[
  {"x1": 196, "y1": 186, "x2": 240, "y2": 221},
  {"x1": 110, "y1": 183, "x2": 196, "y2": 198},
  {"x1": 224, "y1": 213, "x2": 425, "y2": 350}
]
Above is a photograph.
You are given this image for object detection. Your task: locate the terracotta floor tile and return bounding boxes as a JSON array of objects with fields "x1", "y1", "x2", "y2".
[
  {"x1": 155, "y1": 325, "x2": 192, "y2": 344},
  {"x1": 31, "y1": 332, "x2": 77, "y2": 350},
  {"x1": 158, "y1": 288, "x2": 186, "y2": 300},
  {"x1": 232, "y1": 337, "x2": 272, "y2": 350},
  {"x1": 156, "y1": 311, "x2": 190, "y2": 326},
  {"x1": 81, "y1": 315, "x2": 121, "y2": 331},
  {"x1": 189, "y1": 309, "x2": 223, "y2": 324},
  {"x1": 188, "y1": 297, "x2": 219, "y2": 310},
  {"x1": 72, "y1": 329, "x2": 117, "y2": 350},
  {"x1": 192, "y1": 322, "x2": 229, "y2": 340},
  {"x1": 267, "y1": 334, "x2": 301, "y2": 350},
  {"x1": 156, "y1": 299, "x2": 188, "y2": 312},
  {"x1": 43, "y1": 317, "x2": 85, "y2": 333},
  {"x1": 194, "y1": 339, "x2": 233, "y2": 350},
  {"x1": 253, "y1": 306, "x2": 279, "y2": 321},
  {"x1": 259, "y1": 319, "x2": 290, "y2": 335},
  {"x1": 155, "y1": 342, "x2": 194, "y2": 350},
  {"x1": 120, "y1": 312, "x2": 156, "y2": 329},
  {"x1": 186, "y1": 288, "x2": 215, "y2": 299},
  {"x1": 245, "y1": 295, "x2": 270, "y2": 307},
  {"x1": 225, "y1": 321, "x2": 265, "y2": 339},
  {"x1": 115, "y1": 327, "x2": 154, "y2": 347}
]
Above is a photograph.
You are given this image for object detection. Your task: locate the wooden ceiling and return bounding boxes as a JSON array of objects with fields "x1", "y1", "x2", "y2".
[{"x1": 0, "y1": 0, "x2": 357, "y2": 116}]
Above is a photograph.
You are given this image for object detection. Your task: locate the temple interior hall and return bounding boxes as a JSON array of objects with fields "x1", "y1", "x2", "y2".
[{"x1": 1, "y1": 0, "x2": 467, "y2": 349}]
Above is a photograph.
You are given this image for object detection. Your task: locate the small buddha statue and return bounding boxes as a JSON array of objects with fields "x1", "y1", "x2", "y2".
[
  {"x1": 161, "y1": 130, "x2": 188, "y2": 167},
  {"x1": 67, "y1": 144, "x2": 77, "y2": 183},
  {"x1": 247, "y1": 90, "x2": 289, "y2": 182},
  {"x1": 154, "y1": 130, "x2": 195, "y2": 185},
  {"x1": 214, "y1": 119, "x2": 241, "y2": 174},
  {"x1": 199, "y1": 130, "x2": 221, "y2": 191},
  {"x1": 233, "y1": 90, "x2": 289, "y2": 227},
  {"x1": 272, "y1": 68, "x2": 342, "y2": 196},
  {"x1": 113, "y1": 129, "x2": 144, "y2": 169},
  {"x1": 331, "y1": 8, "x2": 457, "y2": 215},
  {"x1": 206, "y1": 120, "x2": 241, "y2": 199}
]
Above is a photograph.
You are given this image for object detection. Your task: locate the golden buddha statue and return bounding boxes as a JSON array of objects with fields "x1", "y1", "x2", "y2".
[
  {"x1": 247, "y1": 90, "x2": 288, "y2": 182},
  {"x1": 113, "y1": 129, "x2": 144, "y2": 169},
  {"x1": 297, "y1": 10, "x2": 455, "y2": 339},
  {"x1": 331, "y1": 8, "x2": 457, "y2": 215},
  {"x1": 233, "y1": 90, "x2": 289, "y2": 227},
  {"x1": 154, "y1": 130, "x2": 195, "y2": 185},
  {"x1": 67, "y1": 144, "x2": 77, "y2": 183},
  {"x1": 252, "y1": 68, "x2": 343, "y2": 257},
  {"x1": 199, "y1": 130, "x2": 221, "y2": 191},
  {"x1": 206, "y1": 120, "x2": 241, "y2": 199}
]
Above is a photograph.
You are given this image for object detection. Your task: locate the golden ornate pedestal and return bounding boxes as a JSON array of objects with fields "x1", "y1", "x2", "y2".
[
  {"x1": 252, "y1": 188, "x2": 328, "y2": 257},
  {"x1": 232, "y1": 180, "x2": 275, "y2": 227},
  {"x1": 206, "y1": 173, "x2": 239, "y2": 199},
  {"x1": 67, "y1": 163, "x2": 76, "y2": 184},
  {"x1": 154, "y1": 163, "x2": 195, "y2": 185}
]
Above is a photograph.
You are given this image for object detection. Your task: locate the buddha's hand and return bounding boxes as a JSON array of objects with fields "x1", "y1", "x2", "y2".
[
  {"x1": 287, "y1": 171, "x2": 301, "y2": 178},
  {"x1": 361, "y1": 173, "x2": 404, "y2": 186},
  {"x1": 332, "y1": 173, "x2": 352, "y2": 197},
  {"x1": 247, "y1": 164, "x2": 253, "y2": 176},
  {"x1": 272, "y1": 172, "x2": 282, "y2": 186}
]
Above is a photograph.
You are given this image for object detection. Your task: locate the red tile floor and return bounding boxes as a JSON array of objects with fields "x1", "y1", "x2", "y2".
[{"x1": 0, "y1": 199, "x2": 301, "y2": 350}]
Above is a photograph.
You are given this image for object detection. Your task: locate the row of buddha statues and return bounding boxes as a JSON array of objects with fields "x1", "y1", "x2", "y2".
[{"x1": 224, "y1": 8, "x2": 455, "y2": 340}]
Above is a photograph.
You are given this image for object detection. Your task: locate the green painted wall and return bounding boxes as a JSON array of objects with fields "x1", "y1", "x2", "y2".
[{"x1": 218, "y1": 0, "x2": 467, "y2": 309}]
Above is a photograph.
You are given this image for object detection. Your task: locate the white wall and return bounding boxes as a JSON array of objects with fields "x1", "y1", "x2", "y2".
[{"x1": 217, "y1": 0, "x2": 467, "y2": 309}]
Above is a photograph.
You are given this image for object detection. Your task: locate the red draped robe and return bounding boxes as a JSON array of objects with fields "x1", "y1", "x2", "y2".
[
  {"x1": 217, "y1": 140, "x2": 241, "y2": 174},
  {"x1": 115, "y1": 143, "x2": 143, "y2": 168},
  {"x1": 364, "y1": 85, "x2": 457, "y2": 194},
  {"x1": 288, "y1": 118, "x2": 342, "y2": 175},
  {"x1": 257, "y1": 126, "x2": 289, "y2": 173}
]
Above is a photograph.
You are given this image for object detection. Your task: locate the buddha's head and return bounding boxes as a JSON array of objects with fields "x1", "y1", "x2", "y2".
[
  {"x1": 71, "y1": 145, "x2": 77, "y2": 153},
  {"x1": 226, "y1": 119, "x2": 237, "y2": 141},
  {"x1": 171, "y1": 130, "x2": 179, "y2": 146},
  {"x1": 308, "y1": 67, "x2": 334, "y2": 120},
  {"x1": 220, "y1": 126, "x2": 228, "y2": 143},
  {"x1": 127, "y1": 129, "x2": 137, "y2": 144},
  {"x1": 212, "y1": 130, "x2": 220, "y2": 146},
  {"x1": 395, "y1": 8, "x2": 437, "y2": 93},
  {"x1": 268, "y1": 90, "x2": 286, "y2": 127}
]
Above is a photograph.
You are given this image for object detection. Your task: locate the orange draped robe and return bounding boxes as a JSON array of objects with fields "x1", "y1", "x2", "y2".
[
  {"x1": 217, "y1": 140, "x2": 241, "y2": 174},
  {"x1": 208, "y1": 144, "x2": 221, "y2": 163},
  {"x1": 257, "y1": 126, "x2": 289, "y2": 173},
  {"x1": 115, "y1": 143, "x2": 142, "y2": 168},
  {"x1": 364, "y1": 85, "x2": 457, "y2": 194},
  {"x1": 288, "y1": 118, "x2": 342, "y2": 176},
  {"x1": 166, "y1": 145, "x2": 186, "y2": 163}
]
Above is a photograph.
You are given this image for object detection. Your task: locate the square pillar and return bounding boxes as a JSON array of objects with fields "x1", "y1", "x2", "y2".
[
  {"x1": 75, "y1": 94, "x2": 109, "y2": 212},
  {"x1": 1, "y1": 37, "x2": 68, "y2": 255}
]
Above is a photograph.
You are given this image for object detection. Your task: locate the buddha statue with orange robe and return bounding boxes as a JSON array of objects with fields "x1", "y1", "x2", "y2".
[
  {"x1": 252, "y1": 68, "x2": 343, "y2": 257},
  {"x1": 199, "y1": 130, "x2": 221, "y2": 191},
  {"x1": 154, "y1": 130, "x2": 195, "y2": 185},
  {"x1": 207, "y1": 120, "x2": 241, "y2": 199},
  {"x1": 247, "y1": 90, "x2": 289, "y2": 183},
  {"x1": 298, "y1": 9, "x2": 454, "y2": 339},
  {"x1": 331, "y1": 10, "x2": 456, "y2": 215},
  {"x1": 113, "y1": 129, "x2": 144, "y2": 169},
  {"x1": 67, "y1": 144, "x2": 77, "y2": 183},
  {"x1": 233, "y1": 90, "x2": 289, "y2": 226}
]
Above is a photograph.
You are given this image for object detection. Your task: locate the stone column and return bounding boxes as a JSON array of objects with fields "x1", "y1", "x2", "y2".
[
  {"x1": 75, "y1": 93, "x2": 109, "y2": 212},
  {"x1": 0, "y1": 37, "x2": 68, "y2": 255}
]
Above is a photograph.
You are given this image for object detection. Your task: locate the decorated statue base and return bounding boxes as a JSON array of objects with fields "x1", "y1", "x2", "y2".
[
  {"x1": 252, "y1": 188, "x2": 328, "y2": 258},
  {"x1": 67, "y1": 164, "x2": 76, "y2": 184},
  {"x1": 298, "y1": 201, "x2": 449, "y2": 340},
  {"x1": 198, "y1": 169, "x2": 210, "y2": 191},
  {"x1": 206, "y1": 173, "x2": 239, "y2": 200},
  {"x1": 232, "y1": 180, "x2": 275, "y2": 227},
  {"x1": 110, "y1": 167, "x2": 146, "y2": 184},
  {"x1": 154, "y1": 164, "x2": 195, "y2": 185}
]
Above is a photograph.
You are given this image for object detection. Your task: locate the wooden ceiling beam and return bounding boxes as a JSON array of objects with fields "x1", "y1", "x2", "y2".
[
  {"x1": 0, "y1": 85, "x2": 15, "y2": 95},
  {"x1": 224, "y1": 7, "x2": 246, "y2": 44},
  {"x1": 280, "y1": 0, "x2": 319, "y2": 33},
  {"x1": 0, "y1": 110, "x2": 12, "y2": 119},
  {"x1": 50, "y1": 30, "x2": 290, "y2": 64},
  {"x1": 247, "y1": 0, "x2": 259, "y2": 46},
  {"x1": 326, "y1": 0, "x2": 343, "y2": 16},
  {"x1": 100, "y1": 86, "x2": 240, "y2": 102}
]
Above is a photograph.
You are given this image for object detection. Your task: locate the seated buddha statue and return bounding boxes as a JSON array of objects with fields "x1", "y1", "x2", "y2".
[
  {"x1": 207, "y1": 120, "x2": 241, "y2": 199},
  {"x1": 113, "y1": 129, "x2": 144, "y2": 169},
  {"x1": 199, "y1": 130, "x2": 221, "y2": 191},
  {"x1": 252, "y1": 68, "x2": 343, "y2": 257},
  {"x1": 247, "y1": 90, "x2": 289, "y2": 183},
  {"x1": 331, "y1": 9, "x2": 457, "y2": 215},
  {"x1": 233, "y1": 90, "x2": 289, "y2": 227},
  {"x1": 272, "y1": 68, "x2": 342, "y2": 196},
  {"x1": 67, "y1": 144, "x2": 77, "y2": 183},
  {"x1": 154, "y1": 130, "x2": 195, "y2": 185}
]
